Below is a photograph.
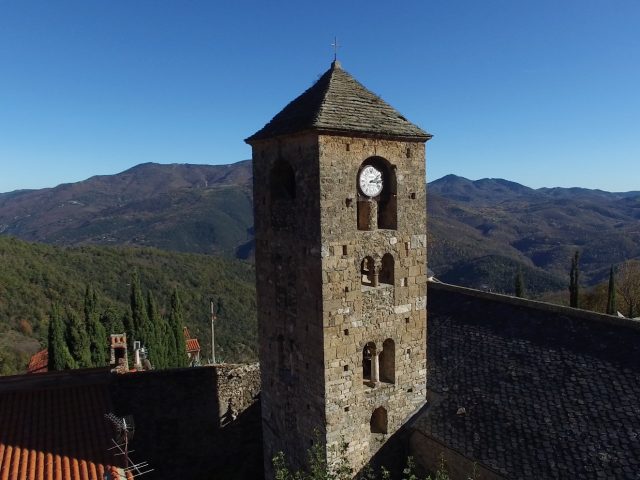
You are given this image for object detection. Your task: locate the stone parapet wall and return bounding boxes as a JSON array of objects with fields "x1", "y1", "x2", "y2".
[
  {"x1": 214, "y1": 362, "x2": 261, "y2": 425},
  {"x1": 429, "y1": 281, "x2": 640, "y2": 331},
  {"x1": 110, "y1": 364, "x2": 263, "y2": 479},
  {"x1": 410, "y1": 430, "x2": 505, "y2": 480}
]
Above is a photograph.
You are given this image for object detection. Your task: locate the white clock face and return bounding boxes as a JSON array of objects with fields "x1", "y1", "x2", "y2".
[{"x1": 358, "y1": 165, "x2": 383, "y2": 197}]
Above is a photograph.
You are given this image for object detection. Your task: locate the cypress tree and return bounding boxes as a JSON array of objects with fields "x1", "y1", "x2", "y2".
[
  {"x1": 129, "y1": 270, "x2": 148, "y2": 345},
  {"x1": 122, "y1": 310, "x2": 135, "y2": 345},
  {"x1": 168, "y1": 288, "x2": 188, "y2": 367},
  {"x1": 144, "y1": 290, "x2": 163, "y2": 368},
  {"x1": 514, "y1": 267, "x2": 524, "y2": 298},
  {"x1": 66, "y1": 307, "x2": 92, "y2": 368},
  {"x1": 569, "y1": 251, "x2": 580, "y2": 308},
  {"x1": 100, "y1": 306, "x2": 126, "y2": 335},
  {"x1": 606, "y1": 266, "x2": 617, "y2": 315},
  {"x1": 48, "y1": 304, "x2": 76, "y2": 371},
  {"x1": 85, "y1": 285, "x2": 107, "y2": 366}
]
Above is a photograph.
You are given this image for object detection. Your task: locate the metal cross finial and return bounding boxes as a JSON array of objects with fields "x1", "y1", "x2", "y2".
[{"x1": 331, "y1": 37, "x2": 340, "y2": 62}]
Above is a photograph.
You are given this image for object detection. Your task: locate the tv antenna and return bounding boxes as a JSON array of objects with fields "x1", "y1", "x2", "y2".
[{"x1": 104, "y1": 413, "x2": 154, "y2": 477}]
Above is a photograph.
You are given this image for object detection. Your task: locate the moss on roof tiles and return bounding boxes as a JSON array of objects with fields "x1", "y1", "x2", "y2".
[{"x1": 246, "y1": 61, "x2": 430, "y2": 142}]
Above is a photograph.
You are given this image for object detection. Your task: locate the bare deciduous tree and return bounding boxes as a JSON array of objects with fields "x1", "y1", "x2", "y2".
[{"x1": 616, "y1": 260, "x2": 640, "y2": 318}]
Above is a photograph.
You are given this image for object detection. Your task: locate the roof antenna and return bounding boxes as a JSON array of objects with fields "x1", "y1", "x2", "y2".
[{"x1": 104, "y1": 413, "x2": 154, "y2": 477}]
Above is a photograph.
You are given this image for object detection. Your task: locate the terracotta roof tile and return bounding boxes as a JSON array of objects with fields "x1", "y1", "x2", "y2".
[
  {"x1": 246, "y1": 61, "x2": 431, "y2": 142},
  {"x1": 186, "y1": 338, "x2": 200, "y2": 353},
  {"x1": 0, "y1": 371, "x2": 127, "y2": 480},
  {"x1": 27, "y1": 350, "x2": 48, "y2": 374}
]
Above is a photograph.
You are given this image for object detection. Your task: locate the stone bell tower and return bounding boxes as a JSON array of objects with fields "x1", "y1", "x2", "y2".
[{"x1": 246, "y1": 60, "x2": 431, "y2": 476}]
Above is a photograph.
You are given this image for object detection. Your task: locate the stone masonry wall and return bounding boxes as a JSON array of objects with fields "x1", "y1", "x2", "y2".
[
  {"x1": 110, "y1": 364, "x2": 263, "y2": 480},
  {"x1": 318, "y1": 134, "x2": 428, "y2": 471},
  {"x1": 251, "y1": 132, "x2": 328, "y2": 473},
  {"x1": 214, "y1": 362, "x2": 261, "y2": 425}
]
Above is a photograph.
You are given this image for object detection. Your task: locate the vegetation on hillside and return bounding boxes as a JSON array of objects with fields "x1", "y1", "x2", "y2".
[
  {"x1": 579, "y1": 260, "x2": 640, "y2": 317},
  {"x1": 2, "y1": 162, "x2": 639, "y2": 292},
  {"x1": 438, "y1": 255, "x2": 566, "y2": 295},
  {"x1": 273, "y1": 438, "x2": 457, "y2": 480},
  {"x1": 0, "y1": 236, "x2": 256, "y2": 375}
]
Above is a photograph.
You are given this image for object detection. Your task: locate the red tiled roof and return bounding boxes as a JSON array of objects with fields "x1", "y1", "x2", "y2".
[
  {"x1": 27, "y1": 349, "x2": 48, "y2": 374},
  {"x1": 0, "y1": 371, "x2": 130, "y2": 480},
  {"x1": 186, "y1": 338, "x2": 200, "y2": 353},
  {"x1": 183, "y1": 326, "x2": 192, "y2": 340}
]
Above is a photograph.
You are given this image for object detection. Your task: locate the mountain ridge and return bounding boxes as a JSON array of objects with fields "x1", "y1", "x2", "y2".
[{"x1": 1, "y1": 161, "x2": 639, "y2": 291}]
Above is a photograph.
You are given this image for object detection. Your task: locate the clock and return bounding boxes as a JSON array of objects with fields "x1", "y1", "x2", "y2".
[{"x1": 358, "y1": 165, "x2": 383, "y2": 197}]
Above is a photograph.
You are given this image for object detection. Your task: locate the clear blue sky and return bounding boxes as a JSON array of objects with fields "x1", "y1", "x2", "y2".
[{"x1": 1, "y1": 0, "x2": 639, "y2": 193}]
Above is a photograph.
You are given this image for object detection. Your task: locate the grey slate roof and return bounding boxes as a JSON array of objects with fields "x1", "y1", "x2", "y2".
[
  {"x1": 417, "y1": 282, "x2": 640, "y2": 479},
  {"x1": 246, "y1": 61, "x2": 430, "y2": 142}
]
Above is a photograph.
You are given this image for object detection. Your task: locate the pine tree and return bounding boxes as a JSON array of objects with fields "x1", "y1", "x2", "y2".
[
  {"x1": 514, "y1": 267, "x2": 524, "y2": 298},
  {"x1": 606, "y1": 266, "x2": 617, "y2": 315},
  {"x1": 168, "y1": 288, "x2": 188, "y2": 367},
  {"x1": 48, "y1": 304, "x2": 76, "y2": 371},
  {"x1": 84, "y1": 285, "x2": 107, "y2": 366},
  {"x1": 129, "y1": 270, "x2": 148, "y2": 345},
  {"x1": 66, "y1": 307, "x2": 92, "y2": 368},
  {"x1": 569, "y1": 251, "x2": 580, "y2": 308}
]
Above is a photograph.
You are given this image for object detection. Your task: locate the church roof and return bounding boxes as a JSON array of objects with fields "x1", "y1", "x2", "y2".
[
  {"x1": 246, "y1": 61, "x2": 431, "y2": 142},
  {"x1": 416, "y1": 282, "x2": 640, "y2": 479}
]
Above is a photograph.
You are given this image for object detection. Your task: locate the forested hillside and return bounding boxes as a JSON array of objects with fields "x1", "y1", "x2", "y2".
[
  {"x1": 0, "y1": 236, "x2": 256, "y2": 375},
  {"x1": 0, "y1": 161, "x2": 254, "y2": 257},
  {"x1": 428, "y1": 174, "x2": 640, "y2": 289},
  {"x1": 2, "y1": 161, "x2": 639, "y2": 301}
]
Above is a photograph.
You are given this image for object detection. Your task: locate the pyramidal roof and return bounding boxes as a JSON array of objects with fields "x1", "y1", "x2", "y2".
[{"x1": 246, "y1": 61, "x2": 431, "y2": 142}]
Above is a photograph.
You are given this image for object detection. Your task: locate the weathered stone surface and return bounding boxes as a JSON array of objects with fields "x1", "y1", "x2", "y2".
[
  {"x1": 247, "y1": 60, "x2": 430, "y2": 477},
  {"x1": 248, "y1": 130, "x2": 429, "y2": 475}
]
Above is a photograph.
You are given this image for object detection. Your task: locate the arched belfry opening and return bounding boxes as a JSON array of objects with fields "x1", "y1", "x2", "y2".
[
  {"x1": 370, "y1": 407, "x2": 388, "y2": 434},
  {"x1": 379, "y1": 253, "x2": 395, "y2": 286},
  {"x1": 270, "y1": 159, "x2": 296, "y2": 229},
  {"x1": 379, "y1": 339, "x2": 395, "y2": 384},
  {"x1": 356, "y1": 157, "x2": 397, "y2": 231},
  {"x1": 270, "y1": 159, "x2": 296, "y2": 200},
  {"x1": 361, "y1": 256, "x2": 376, "y2": 287},
  {"x1": 362, "y1": 342, "x2": 376, "y2": 386}
]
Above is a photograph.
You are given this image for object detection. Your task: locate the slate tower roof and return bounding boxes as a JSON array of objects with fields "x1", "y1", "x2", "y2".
[{"x1": 246, "y1": 61, "x2": 431, "y2": 142}]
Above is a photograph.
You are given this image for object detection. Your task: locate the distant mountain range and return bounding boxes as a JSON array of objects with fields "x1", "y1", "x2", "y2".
[
  {"x1": 0, "y1": 161, "x2": 254, "y2": 258},
  {"x1": 2, "y1": 161, "x2": 639, "y2": 293},
  {"x1": 428, "y1": 174, "x2": 640, "y2": 289}
]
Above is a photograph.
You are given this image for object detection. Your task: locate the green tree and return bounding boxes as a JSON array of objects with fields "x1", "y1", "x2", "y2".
[
  {"x1": 273, "y1": 444, "x2": 453, "y2": 480},
  {"x1": 142, "y1": 290, "x2": 162, "y2": 368},
  {"x1": 273, "y1": 436, "x2": 353, "y2": 480},
  {"x1": 100, "y1": 306, "x2": 126, "y2": 335},
  {"x1": 569, "y1": 251, "x2": 580, "y2": 308},
  {"x1": 129, "y1": 270, "x2": 149, "y2": 345},
  {"x1": 168, "y1": 288, "x2": 188, "y2": 367},
  {"x1": 48, "y1": 304, "x2": 76, "y2": 371},
  {"x1": 606, "y1": 266, "x2": 617, "y2": 315},
  {"x1": 84, "y1": 285, "x2": 108, "y2": 366},
  {"x1": 65, "y1": 306, "x2": 92, "y2": 368},
  {"x1": 514, "y1": 267, "x2": 524, "y2": 298}
]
